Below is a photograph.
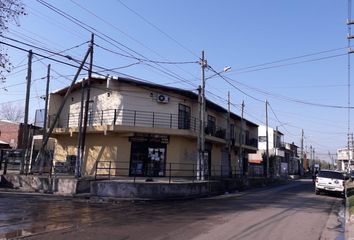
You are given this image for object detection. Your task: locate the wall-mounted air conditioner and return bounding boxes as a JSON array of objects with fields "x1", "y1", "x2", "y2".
[{"x1": 156, "y1": 94, "x2": 169, "y2": 103}]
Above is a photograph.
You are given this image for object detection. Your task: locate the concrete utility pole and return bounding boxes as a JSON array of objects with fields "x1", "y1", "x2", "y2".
[
  {"x1": 198, "y1": 50, "x2": 207, "y2": 181},
  {"x1": 265, "y1": 100, "x2": 270, "y2": 178},
  {"x1": 37, "y1": 64, "x2": 51, "y2": 174},
  {"x1": 300, "y1": 129, "x2": 304, "y2": 174},
  {"x1": 43, "y1": 64, "x2": 51, "y2": 133},
  {"x1": 227, "y1": 91, "x2": 232, "y2": 177},
  {"x1": 239, "y1": 101, "x2": 245, "y2": 175},
  {"x1": 21, "y1": 50, "x2": 33, "y2": 174}
]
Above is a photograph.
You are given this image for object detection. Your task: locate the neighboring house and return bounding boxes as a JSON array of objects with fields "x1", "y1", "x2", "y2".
[
  {"x1": 0, "y1": 120, "x2": 23, "y2": 149},
  {"x1": 0, "y1": 120, "x2": 42, "y2": 149},
  {"x1": 46, "y1": 76, "x2": 258, "y2": 178},
  {"x1": 337, "y1": 147, "x2": 354, "y2": 172},
  {"x1": 249, "y1": 126, "x2": 286, "y2": 177},
  {"x1": 284, "y1": 142, "x2": 300, "y2": 175}
]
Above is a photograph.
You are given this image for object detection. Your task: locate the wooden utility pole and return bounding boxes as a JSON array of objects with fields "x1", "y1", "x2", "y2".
[
  {"x1": 37, "y1": 39, "x2": 93, "y2": 175},
  {"x1": 21, "y1": 50, "x2": 33, "y2": 174},
  {"x1": 265, "y1": 100, "x2": 270, "y2": 178}
]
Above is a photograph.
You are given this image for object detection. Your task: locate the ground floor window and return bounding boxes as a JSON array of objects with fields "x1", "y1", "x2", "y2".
[{"x1": 130, "y1": 141, "x2": 167, "y2": 177}]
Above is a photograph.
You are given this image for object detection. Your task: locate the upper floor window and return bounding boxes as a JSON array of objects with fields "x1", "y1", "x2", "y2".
[
  {"x1": 258, "y1": 136, "x2": 267, "y2": 142},
  {"x1": 230, "y1": 123, "x2": 235, "y2": 139},
  {"x1": 178, "y1": 104, "x2": 191, "y2": 129},
  {"x1": 207, "y1": 115, "x2": 216, "y2": 135}
]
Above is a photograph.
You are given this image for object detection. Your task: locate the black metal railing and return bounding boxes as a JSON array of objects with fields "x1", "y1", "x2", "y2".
[
  {"x1": 94, "y1": 160, "x2": 266, "y2": 182},
  {"x1": 49, "y1": 108, "x2": 230, "y2": 140}
]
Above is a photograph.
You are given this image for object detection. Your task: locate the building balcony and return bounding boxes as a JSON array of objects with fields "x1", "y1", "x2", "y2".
[{"x1": 48, "y1": 109, "x2": 229, "y2": 141}]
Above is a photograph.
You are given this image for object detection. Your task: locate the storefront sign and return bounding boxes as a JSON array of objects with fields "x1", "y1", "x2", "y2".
[{"x1": 129, "y1": 133, "x2": 169, "y2": 144}]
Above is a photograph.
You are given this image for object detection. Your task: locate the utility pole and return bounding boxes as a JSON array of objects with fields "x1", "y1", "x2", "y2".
[
  {"x1": 21, "y1": 50, "x2": 33, "y2": 174},
  {"x1": 300, "y1": 129, "x2": 304, "y2": 175},
  {"x1": 197, "y1": 50, "x2": 207, "y2": 181},
  {"x1": 76, "y1": 33, "x2": 94, "y2": 178},
  {"x1": 347, "y1": 0, "x2": 354, "y2": 172},
  {"x1": 227, "y1": 91, "x2": 232, "y2": 177},
  {"x1": 38, "y1": 64, "x2": 51, "y2": 174},
  {"x1": 265, "y1": 100, "x2": 270, "y2": 178},
  {"x1": 239, "y1": 101, "x2": 245, "y2": 175},
  {"x1": 37, "y1": 38, "x2": 93, "y2": 175},
  {"x1": 43, "y1": 64, "x2": 51, "y2": 133}
]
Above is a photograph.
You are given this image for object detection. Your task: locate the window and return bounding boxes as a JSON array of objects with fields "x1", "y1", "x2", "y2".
[
  {"x1": 178, "y1": 104, "x2": 191, "y2": 129},
  {"x1": 230, "y1": 124, "x2": 235, "y2": 139},
  {"x1": 258, "y1": 136, "x2": 267, "y2": 142},
  {"x1": 207, "y1": 115, "x2": 216, "y2": 135},
  {"x1": 318, "y1": 171, "x2": 344, "y2": 180}
]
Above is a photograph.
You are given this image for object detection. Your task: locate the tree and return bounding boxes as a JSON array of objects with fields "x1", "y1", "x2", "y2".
[
  {"x1": 0, "y1": 102, "x2": 24, "y2": 122},
  {"x1": 0, "y1": 0, "x2": 26, "y2": 84}
]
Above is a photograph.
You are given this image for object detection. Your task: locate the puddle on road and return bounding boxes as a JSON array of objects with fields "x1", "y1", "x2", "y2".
[
  {"x1": 335, "y1": 200, "x2": 346, "y2": 240},
  {"x1": 0, "y1": 223, "x2": 72, "y2": 240}
]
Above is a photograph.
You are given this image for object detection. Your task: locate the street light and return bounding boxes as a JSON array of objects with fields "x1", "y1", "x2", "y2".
[
  {"x1": 198, "y1": 50, "x2": 231, "y2": 180},
  {"x1": 205, "y1": 66, "x2": 232, "y2": 80}
]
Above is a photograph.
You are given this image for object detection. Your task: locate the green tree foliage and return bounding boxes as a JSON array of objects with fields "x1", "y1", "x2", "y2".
[{"x1": 0, "y1": 0, "x2": 26, "y2": 84}]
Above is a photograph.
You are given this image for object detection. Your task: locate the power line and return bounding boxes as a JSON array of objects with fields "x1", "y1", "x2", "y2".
[
  {"x1": 115, "y1": 0, "x2": 199, "y2": 58},
  {"x1": 35, "y1": 0, "x2": 197, "y2": 88},
  {"x1": 229, "y1": 53, "x2": 347, "y2": 75},
  {"x1": 230, "y1": 47, "x2": 348, "y2": 72},
  {"x1": 224, "y1": 75, "x2": 354, "y2": 109},
  {"x1": 207, "y1": 65, "x2": 264, "y2": 102},
  {"x1": 94, "y1": 43, "x2": 198, "y2": 65}
]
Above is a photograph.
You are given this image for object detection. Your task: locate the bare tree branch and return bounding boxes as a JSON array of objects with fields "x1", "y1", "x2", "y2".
[
  {"x1": 0, "y1": 102, "x2": 24, "y2": 122},
  {"x1": 0, "y1": 0, "x2": 26, "y2": 84}
]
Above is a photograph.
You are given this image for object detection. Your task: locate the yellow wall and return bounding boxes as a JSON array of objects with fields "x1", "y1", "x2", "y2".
[{"x1": 53, "y1": 133, "x2": 131, "y2": 176}]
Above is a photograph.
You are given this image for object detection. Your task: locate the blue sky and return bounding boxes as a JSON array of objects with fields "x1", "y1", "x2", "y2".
[{"x1": 1, "y1": 0, "x2": 352, "y2": 162}]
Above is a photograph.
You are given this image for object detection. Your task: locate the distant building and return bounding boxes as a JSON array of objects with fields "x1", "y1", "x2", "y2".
[
  {"x1": 0, "y1": 120, "x2": 41, "y2": 149},
  {"x1": 336, "y1": 147, "x2": 354, "y2": 172}
]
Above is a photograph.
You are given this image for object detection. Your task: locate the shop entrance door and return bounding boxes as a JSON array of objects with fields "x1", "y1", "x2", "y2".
[{"x1": 130, "y1": 141, "x2": 166, "y2": 177}]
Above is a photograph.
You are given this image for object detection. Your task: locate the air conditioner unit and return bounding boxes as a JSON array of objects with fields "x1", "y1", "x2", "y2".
[{"x1": 156, "y1": 94, "x2": 169, "y2": 103}]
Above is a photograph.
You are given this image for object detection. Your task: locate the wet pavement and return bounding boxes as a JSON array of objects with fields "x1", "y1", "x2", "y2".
[{"x1": 0, "y1": 179, "x2": 345, "y2": 240}]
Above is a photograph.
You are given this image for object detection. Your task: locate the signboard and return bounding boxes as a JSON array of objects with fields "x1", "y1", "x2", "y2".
[{"x1": 129, "y1": 133, "x2": 169, "y2": 144}]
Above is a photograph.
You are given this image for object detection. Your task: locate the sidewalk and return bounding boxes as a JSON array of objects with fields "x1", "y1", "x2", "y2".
[{"x1": 346, "y1": 180, "x2": 354, "y2": 240}]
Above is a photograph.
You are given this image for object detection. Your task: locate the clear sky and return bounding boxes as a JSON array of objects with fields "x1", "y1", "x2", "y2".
[{"x1": 1, "y1": 0, "x2": 352, "y2": 162}]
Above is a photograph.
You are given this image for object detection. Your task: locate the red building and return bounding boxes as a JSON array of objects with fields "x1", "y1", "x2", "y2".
[{"x1": 0, "y1": 120, "x2": 41, "y2": 149}]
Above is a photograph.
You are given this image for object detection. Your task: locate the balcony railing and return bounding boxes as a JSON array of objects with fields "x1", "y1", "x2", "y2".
[{"x1": 48, "y1": 108, "x2": 230, "y2": 141}]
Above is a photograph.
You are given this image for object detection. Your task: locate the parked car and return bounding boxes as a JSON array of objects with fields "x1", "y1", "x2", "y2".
[
  {"x1": 350, "y1": 170, "x2": 354, "y2": 182},
  {"x1": 315, "y1": 170, "x2": 345, "y2": 195}
]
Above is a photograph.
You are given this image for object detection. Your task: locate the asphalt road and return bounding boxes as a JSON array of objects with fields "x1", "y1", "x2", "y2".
[{"x1": 0, "y1": 179, "x2": 345, "y2": 240}]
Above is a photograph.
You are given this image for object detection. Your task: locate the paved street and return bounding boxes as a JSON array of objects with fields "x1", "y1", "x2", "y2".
[{"x1": 0, "y1": 179, "x2": 345, "y2": 240}]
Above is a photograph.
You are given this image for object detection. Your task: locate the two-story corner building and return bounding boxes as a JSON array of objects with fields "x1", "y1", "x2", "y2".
[{"x1": 46, "y1": 76, "x2": 258, "y2": 179}]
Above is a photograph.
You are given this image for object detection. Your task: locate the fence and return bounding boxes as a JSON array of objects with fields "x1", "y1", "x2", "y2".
[
  {"x1": 94, "y1": 160, "x2": 265, "y2": 182},
  {"x1": 48, "y1": 108, "x2": 231, "y2": 140}
]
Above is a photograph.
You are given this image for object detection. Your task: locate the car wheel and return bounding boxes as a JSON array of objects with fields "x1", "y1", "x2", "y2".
[{"x1": 315, "y1": 188, "x2": 320, "y2": 195}]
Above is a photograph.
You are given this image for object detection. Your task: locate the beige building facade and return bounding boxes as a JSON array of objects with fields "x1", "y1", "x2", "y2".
[{"x1": 47, "y1": 76, "x2": 258, "y2": 179}]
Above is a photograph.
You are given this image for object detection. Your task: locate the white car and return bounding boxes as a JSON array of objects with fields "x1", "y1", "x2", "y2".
[{"x1": 315, "y1": 170, "x2": 345, "y2": 195}]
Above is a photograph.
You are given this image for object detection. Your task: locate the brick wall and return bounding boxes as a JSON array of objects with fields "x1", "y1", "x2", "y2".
[{"x1": 0, "y1": 120, "x2": 21, "y2": 148}]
